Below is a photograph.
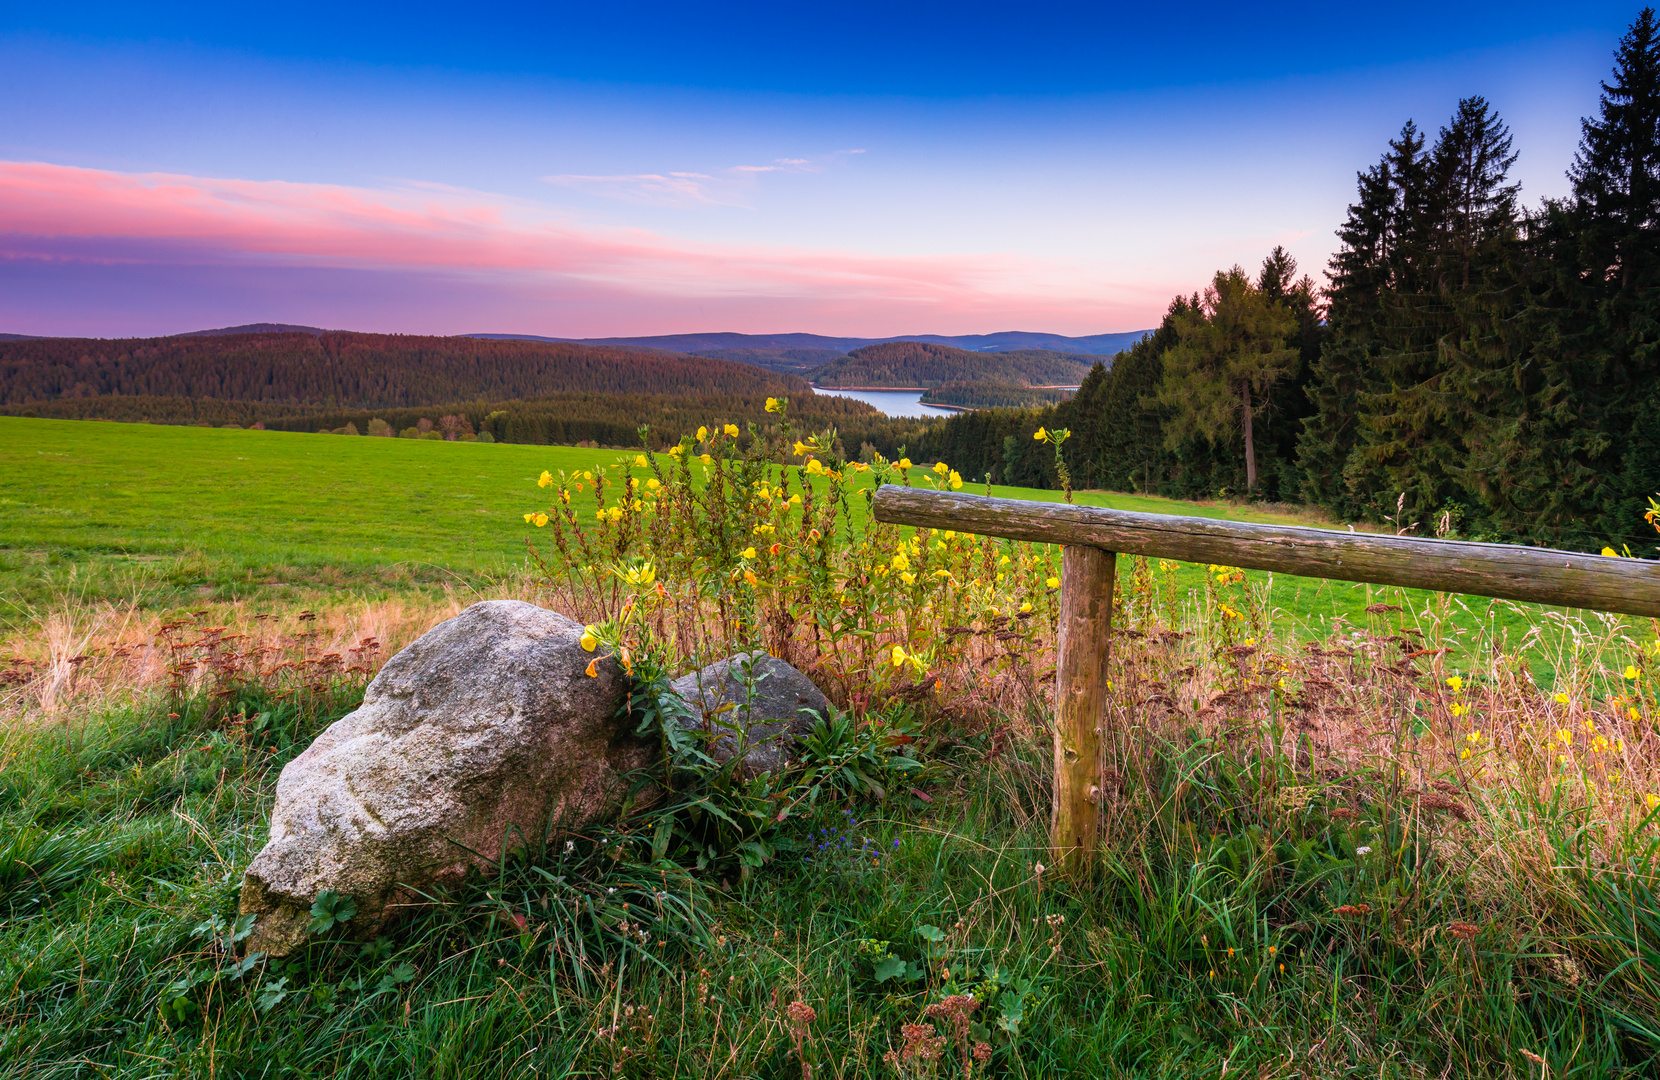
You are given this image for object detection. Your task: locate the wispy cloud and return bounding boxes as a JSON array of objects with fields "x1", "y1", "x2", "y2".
[
  {"x1": 0, "y1": 160, "x2": 1166, "y2": 335},
  {"x1": 544, "y1": 153, "x2": 845, "y2": 207}
]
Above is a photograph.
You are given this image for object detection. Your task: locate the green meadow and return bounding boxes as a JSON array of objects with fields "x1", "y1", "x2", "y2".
[{"x1": 0, "y1": 416, "x2": 1637, "y2": 675}]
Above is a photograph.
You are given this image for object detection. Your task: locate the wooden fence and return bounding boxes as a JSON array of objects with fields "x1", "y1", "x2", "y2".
[{"x1": 872, "y1": 485, "x2": 1660, "y2": 873}]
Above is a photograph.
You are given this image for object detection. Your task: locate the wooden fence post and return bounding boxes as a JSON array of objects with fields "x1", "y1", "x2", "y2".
[{"x1": 1052, "y1": 544, "x2": 1114, "y2": 874}]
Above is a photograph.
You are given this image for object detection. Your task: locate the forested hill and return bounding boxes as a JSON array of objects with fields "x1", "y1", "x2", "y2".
[
  {"x1": 0, "y1": 332, "x2": 807, "y2": 409},
  {"x1": 808, "y1": 342, "x2": 1097, "y2": 388}
]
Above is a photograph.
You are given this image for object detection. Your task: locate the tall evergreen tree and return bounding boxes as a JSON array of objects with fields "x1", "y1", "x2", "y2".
[
  {"x1": 1570, "y1": 7, "x2": 1660, "y2": 293},
  {"x1": 1157, "y1": 268, "x2": 1298, "y2": 491}
]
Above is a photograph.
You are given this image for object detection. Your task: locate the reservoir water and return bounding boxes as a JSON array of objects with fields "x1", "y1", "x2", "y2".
[
  {"x1": 810, "y1": 387, "x2": 960, "y2": 418},
  {"x1": 812, "y1": 385, "x2": 1080, "y2": 418}
]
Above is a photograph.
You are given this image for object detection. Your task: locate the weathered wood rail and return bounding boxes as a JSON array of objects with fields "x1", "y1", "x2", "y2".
[{"x1": 872, "y1": 485, "x2": 1660, "y2": 873}]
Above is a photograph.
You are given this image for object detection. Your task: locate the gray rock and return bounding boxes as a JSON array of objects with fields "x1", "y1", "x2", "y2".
[
  {"x1": 668, "y1": 652, "x2": 829, "y2": 773},
  {"x1": 239, "y1": 600, "x2": 651, "y2": 956}
]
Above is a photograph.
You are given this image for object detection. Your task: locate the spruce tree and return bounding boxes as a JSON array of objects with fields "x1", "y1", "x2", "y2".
[{"x1": 1157, "y1": 269, "x2": 1297, "y2": 492}]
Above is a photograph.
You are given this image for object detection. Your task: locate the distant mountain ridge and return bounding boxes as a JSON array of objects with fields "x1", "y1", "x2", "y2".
[{"x1": 469, "y1": 328, "x2": 1150, "y2": 358}]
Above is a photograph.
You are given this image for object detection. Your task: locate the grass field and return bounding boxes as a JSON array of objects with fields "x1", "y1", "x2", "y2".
[
  {"x1": 4, "y1": 416, "x2": 1659, "y2": 1078},
  {"x1": 0, "y1": 416, "x2": 1642, "y2": 679}
]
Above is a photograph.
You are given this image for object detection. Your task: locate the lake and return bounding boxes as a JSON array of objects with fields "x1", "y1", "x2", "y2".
[
  {"x1": 812, "y1": 385, "x2": 1080, "y2": 417},
  {"x1": 810, "y1": 387, "x2": 959, "y2": 418}
]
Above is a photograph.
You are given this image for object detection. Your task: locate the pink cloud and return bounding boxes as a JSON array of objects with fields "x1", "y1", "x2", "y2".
[{"x1": 0, "y1": 160, "x2": 1169, "y2": 335}]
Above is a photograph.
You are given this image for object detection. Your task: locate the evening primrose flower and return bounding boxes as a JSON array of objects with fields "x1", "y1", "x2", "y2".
[
  {"x1": 805, "y1": 459, "x2": 825, "y2": 475},
  {"x1": 793, "y1": 440, "x2": 810, "y2": 456},
  {"x1": 891, "y1": 553, "x2": 909, "y2": 571},
  {"x1": 723, "y1": 423, "x2": 740, "y2": 438},
  {"x1": 899, "y1": 572, "x2": 915, "y2": 584},
  {"x1": 1450, "y1": 703, "x2": 1466, "y2": 717},
  {"x1": 634, "y1": 455, "x2": 648, "y2": 467},
  {"x1": 1046, "y1": 576, "x2": 1061, "y2": 589},
  {"x1": 948, "y1": 470, "x2": 963, "y2": 489},
  {"x1": 647, "y1": 478, "x2": 660, "y2": 490},
  {"x1": 538, "y1": 470, "x2": 553, "y2": 488},
  {"x1": 898, "y1": 458, "x2": 912, "y2": 470},
  {"x1": 742, "y1": 547, "x2": 757, "y2": 559},
  {"x1": 696, "y1": 426, "x2": 708, "y2": 441},
  {"x1": 699, "y1": 454, "x2": 713, "y2": 465},
  {"x1": 1555, "y1": 692, "x2": 1571, "y2": 705},
  {"x1": 624, "y1": 563, "x2": 656, "y2": 586},
  {"x1": 1033, "y1": 427, "x2": 1048, "y2": 441},
  {"x1": 1446, "y1": 675, "x2": 1463, "y2": 692},
  {"x1": 579, "y1": 626, "x2": 600, "y2": 652},
  {"x1": 788, "y1": 494, "x2": 801, "y2": 505},
  {"x1": 1626, "y1": 665, "x2": 1641, "y2": 680},
  {"x1": 1647, "y1": 794, "x2": 1660, "y2": 812},
  {"x1": 765, "y1": 397, "x2": 782, "y2": 413},
  {"x1": 891, "y1": 644, "x2": 908, "y2": 668},
  {"x1": 1555, "y1": 728, "x2": 1572, "y2": 745},
  {"x1": 933, "y1": 462, "x2": 949, "y2": 476}
]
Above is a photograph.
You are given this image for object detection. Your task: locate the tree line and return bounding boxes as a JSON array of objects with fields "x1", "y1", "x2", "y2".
[
  {"x1": 809, "y1": 341, "x2": 1095, "y2": 388},
  {"x1": 922, "y1": 9, "x2": 1660, "y2": 551},
  {"x1": 0, "y1": 331, "x2": 808, "y2": 408}
]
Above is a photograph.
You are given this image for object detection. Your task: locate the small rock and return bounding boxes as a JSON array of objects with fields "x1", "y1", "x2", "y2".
[
  {"x1": 669, "y1": 651, "x2": 829, "y2": 773},
  {"x1": 239, "y1": 600, "x2": 652, "y2": 956}
]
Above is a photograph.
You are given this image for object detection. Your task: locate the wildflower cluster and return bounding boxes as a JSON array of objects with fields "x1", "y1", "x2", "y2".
[{"x1": 520, "y1": 406, "x2": 1062, "y2": 718}]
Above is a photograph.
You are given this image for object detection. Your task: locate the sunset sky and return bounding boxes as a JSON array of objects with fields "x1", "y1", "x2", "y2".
[{"x1": 0, "y1": 2, "x2": 1644, "y2": 339}]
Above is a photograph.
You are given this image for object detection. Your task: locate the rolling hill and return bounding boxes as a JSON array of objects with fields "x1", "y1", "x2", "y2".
[
  {"x1": 807, "y1": 341, "x2": 1101, "y2": 389},
  {"x1": 0, "y1": 331, "x2": 804, "y2": 409},
  {"x1": 468, "y1": 328, "x2": 1151, "y2": 359}
]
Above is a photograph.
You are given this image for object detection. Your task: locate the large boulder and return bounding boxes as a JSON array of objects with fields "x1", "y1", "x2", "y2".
[
  {"x1": 669, "y1": 651, "x2": 830, "y2": 773},
  {"x1": 239, "y1": 600, "x2": 651, "y2": 956}
]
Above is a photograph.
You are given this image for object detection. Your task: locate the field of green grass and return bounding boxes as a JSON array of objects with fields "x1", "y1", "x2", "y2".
[
  {"x1": 1, "y1": 416, "x2": 1639, "y2": 676},
  {"x1": 5, "y1": 416, "x2": 1658, "y2": 1078}
]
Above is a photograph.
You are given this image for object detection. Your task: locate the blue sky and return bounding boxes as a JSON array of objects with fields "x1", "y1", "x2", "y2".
[{"x1": 0, "y1": 2, "x2": 1646, "y2": 337}]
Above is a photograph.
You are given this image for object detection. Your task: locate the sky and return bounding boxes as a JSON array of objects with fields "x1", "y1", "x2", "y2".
[{"x1": 0, "y1": 1, "x2": 1647, "y2": 339}]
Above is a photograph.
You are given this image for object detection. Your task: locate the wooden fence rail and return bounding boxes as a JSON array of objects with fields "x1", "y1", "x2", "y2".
[{"x1": 871, "y1": 485, "x2": 1660, "y2": 873}]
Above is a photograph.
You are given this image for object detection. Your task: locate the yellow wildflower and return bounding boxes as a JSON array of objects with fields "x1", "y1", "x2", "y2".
[
  {"x1": 1647, "y1": 794, "x2": 1660, "y2": 812},
  {"x1": 579, "y1": 626, "x2": 599, "y2": 652},
  {"x1": 933, "y1": 461, "x2": 949, "y2": 476},
  {"x1": 1046, "y1": 576, "x2": 1060, "y2": 589},
  {"x1": 891, "y1": 553, "x2": 909, "y2": 571},
  {"x1": 788, "y1": 494, "x2": 801, "y2": 505},
  {"x1": 1450, "y1": 703, "x2": 1465, "y2": 717},
  {"x1": 538, "y1": 470, "x2": 553, "y2": 488},
  {"x1": 607, "y1": 506, "x2": 623, "y2": 522},
  {"x1": 669, "y1": 445, "x2": 683, "y2": 458},
  {"x1": 1555, "y1": 728, "x2": 1572, "y2": 745},
  {"x1": 1555, "y1": 692, "x2": 1570, "y2": 705},
  {"x1": 584, "y1": 658, "x2": 599, "y2": 678},
  {"x1": 1466, "y1": 729, "x2": 1482, "y2": 744},
  {"x1": 891, "y1": 645, "x2": 908, "y2": 668},
  {"x1": 523, "y1": 512, "x2": 535, "y2": 523},
  {"x1": 742, "y1": 547, "x2": 757, "y2": 559},
  {"x1": 1446, "y1": 675, "x2": 1463, "y2": 692},
  {"x1": 898, "y1": 457, "x2": 911, "y2": 470},
  {"x1": 1019, "y1": 602, "x2": 1032, "y2": 613},
  {"x1": 533, "y1": 513, "x2": 549, "y2": 528},
  {"x1": 1033, "y1": 427, "x2": 1048, "y2": 441},
  {"x1": 1603, "y1": 546, "x2": 1619, "y2": 556},
  {"x1": 699, "y1": 454, "x2": 712, "y2": 465},
  {"x1": 1625, "y1": 665, "x2": 1641, "y2": 680},
  {"x1": 806, "y1": 459, "x2": 824, "y2": 475},
  {"x1": 723, "y1": 423, "x2": 739, "y2": 438},
  {"x1": 765, "y1": 397, "x2": 782, "y2": 413},
  {"x1": 696, "y1": 426, "x2": 708, "y2": 441},
  {"x1": 948, "y1": 470, "x2": 963, "y2": 489},
  {"x1": 899, "y1": 571, "x2": 915, "y2": 584},
  {"x1": 647, "y1": 478, "x2": 660, "y2": 490}
]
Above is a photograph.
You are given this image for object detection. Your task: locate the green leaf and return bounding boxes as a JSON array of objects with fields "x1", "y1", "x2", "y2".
[
  {"x1": 873, "y1": 955, "x2": 906, "y2": 983},
  {"x1": 915, "y1": 923, "x2": 946, "y2": 942},
  {"x1": 306, "y1": 890, "x2": 358, "y2": 936}
]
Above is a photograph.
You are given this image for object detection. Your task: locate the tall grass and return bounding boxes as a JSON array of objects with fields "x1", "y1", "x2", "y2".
[{"x1": 3, "y1": 412, "x2": 1658, "y2": 1076}]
